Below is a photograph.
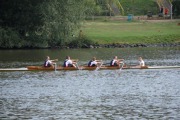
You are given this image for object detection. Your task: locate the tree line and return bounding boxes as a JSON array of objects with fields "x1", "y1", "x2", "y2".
[
  {"x1": 0, "y1": 0, "x2": 179, "y2": 48},
  {"x1": 0, "y1": 0, "x2": 100, "y2": 48}
]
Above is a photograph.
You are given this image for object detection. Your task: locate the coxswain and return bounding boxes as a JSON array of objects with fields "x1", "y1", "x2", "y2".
[{"x1": 139, "y1": 57, "x2": 145, "y2": 66}]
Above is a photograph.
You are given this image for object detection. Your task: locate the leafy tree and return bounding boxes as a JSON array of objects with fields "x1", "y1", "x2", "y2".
[
  {"x1": 0, "y1": 27, "x2": 22, "y2": 48},
  {"x1": 0, "y1": 0, "x2": 46, "y2": 48},
  {"x1": 96, "y1": 0, "x2": 124, "y2": 16},
  {"x1": 120, "y1": 0, "x2": 158, "y2": 15},
  {"x1": 40, "y1": 0, "x2": 98, "y2": 47},
  {"x1": 83, "y1": 0, "x2": 102, "y2": 16},
  {"x1": 0, "y1": 0, "x2": 99, "y2": 48},
  {"x1": 0, "y1": 0, "x2": 44, "y2": 36},
  {"x1": 173, "y1": 0, "x2": 180, "y2": 17}
]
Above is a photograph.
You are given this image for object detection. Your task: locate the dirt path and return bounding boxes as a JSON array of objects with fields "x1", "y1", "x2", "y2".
[{"x1": 141, "y1": 19, "x2": 180, "y2": 23}]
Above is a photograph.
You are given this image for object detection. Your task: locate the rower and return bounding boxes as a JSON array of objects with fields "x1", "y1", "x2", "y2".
[
  {"x1": 44, "y1": 56, "x2": 57, "y2": 67},
  {"x1": 63, "y1": 56, "x2": 78, "y2": 68},
  {"x1": 110, "y1": 56, "x2": 124, "y2": 67},
  {"x1": 88, "y1": 57, "x2": 102, "y2": 67},
  {"x1": 139, "y1": 57, "x2": 145, "y2": 66}
]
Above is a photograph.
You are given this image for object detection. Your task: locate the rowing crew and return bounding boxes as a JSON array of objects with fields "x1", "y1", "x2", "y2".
[
  {"x1": 44, "y1": 56, "x2": 145, "y2": 68},
  {"x1": 44, "y1": 56, "x2": 77, "y2": 68}
]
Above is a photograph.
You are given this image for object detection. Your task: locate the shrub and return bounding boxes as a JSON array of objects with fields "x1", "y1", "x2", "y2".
[
  {"x1": 24, "y1": 32, "x2": 48, "y2": 48},
  {"x1": 0, "y1": 27, "x2": 22, "y2": 48},
  {"x1": 68, "y1": 36, "x2": 95, "y2": 48}
]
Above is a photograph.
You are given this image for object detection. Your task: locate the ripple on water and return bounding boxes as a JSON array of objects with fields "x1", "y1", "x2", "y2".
[{"x1": 0, "y1": 69, "x2": 180, "y2": 119}]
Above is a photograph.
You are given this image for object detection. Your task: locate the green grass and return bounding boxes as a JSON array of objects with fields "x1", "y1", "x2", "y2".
[{"x1": 81, "y1": 20, "x2": 180, "y2": 44}]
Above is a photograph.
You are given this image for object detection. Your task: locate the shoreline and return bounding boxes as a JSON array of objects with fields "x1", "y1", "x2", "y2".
[
  {"x1": 0, "y1": 43, "x2": 179, "y2": 49},
  {"x1": 88, "y1": 43, "x2": 180, "y2": 48}
]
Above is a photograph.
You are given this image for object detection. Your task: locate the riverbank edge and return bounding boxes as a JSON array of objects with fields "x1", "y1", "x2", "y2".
[
  {"x1": 86, "y1": 42, "x2": 180, "y2": 49},
  {"x1": 2, "y1": 43, "x2": 179, "y2": 49}
]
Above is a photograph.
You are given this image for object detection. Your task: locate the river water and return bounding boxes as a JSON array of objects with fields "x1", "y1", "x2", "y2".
[{"x1": 0, "y1": 47, "x2": 180, "y2": 120}]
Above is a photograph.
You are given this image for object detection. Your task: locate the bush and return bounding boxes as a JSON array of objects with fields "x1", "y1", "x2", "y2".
[
  {"x1": 0, "y1": 27, "x2": 23, "y2": 48},
  {"x1": 24, "y1": 32, "x2": 48, "y2": 48},
  {"x1": 0, "y1": 27, "x2": 48, "y2": 48},
  {"x1": 68, "y1": 36, "x2": 95, "y2": 48}
]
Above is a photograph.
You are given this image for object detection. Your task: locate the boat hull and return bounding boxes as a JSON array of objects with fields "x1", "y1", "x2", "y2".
[
  {"x1": 27, "y1": 65, "x2": 180, "y2": 70},
  {"x1": 0, "y1": 65, "x2": 179, "y2": 71},
  {"x1": 27, "y1": 66, "x2": 79, "y2": 71}
]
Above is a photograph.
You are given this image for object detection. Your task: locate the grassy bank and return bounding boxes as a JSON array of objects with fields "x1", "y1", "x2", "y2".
[{"x1": 82, "y1": 20, "x2": 180, "y2": 45}]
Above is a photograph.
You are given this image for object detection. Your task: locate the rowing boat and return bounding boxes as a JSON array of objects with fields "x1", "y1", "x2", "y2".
[
  {"x1": 26, "y1": 65, "x2": 128, "y2": 71},
  {"x1": 0, "y1": 65, "x2": 179, "y2": 71},
  {"x1": 27, "y1": 66, "x2": 102, "y2": 71},
  {"x1": 27, "y1": 66, "x2": 79, "y2": 71}
]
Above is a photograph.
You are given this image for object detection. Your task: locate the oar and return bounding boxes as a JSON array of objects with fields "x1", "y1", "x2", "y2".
[
  {"x1": 95, "y1": 61, "x2": 103, "y2": 71},
  {"x1": 76, "y1": 62, "x2": 82, "y2": 70},
  {"x1": 52, "y1": 59, "x2": 58, "y2": 71},
  {"x1": 51, "y1": 59, "x2": 58, "y2": 62},
  {"x1": 102, "y1": 63, "x2": 110, "y2": 66},
  {"x1": 53, "y1": 63, "x2": 57, "y2": 71},
  {"x1": 71, "y1": 59, "x2": 81, "y2": 70},
  {"x1": 119, "y1": 61, "x2": 125, "y2": 72}
]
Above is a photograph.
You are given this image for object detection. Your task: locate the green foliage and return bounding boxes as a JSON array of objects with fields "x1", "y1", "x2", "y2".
[
  {"x1": 1, "y1": 0, "x2": 179, "y2": 49},
  {"x1": 96, "y1": 0, "x2": 159, "y2": 16},
  {"x1": 0, "y1": 0, "x2": 44, "y2": 35},
  {"x1": 68, "y1": 37, "x2": 95, "y2": 48},
  {"x1": 84, "y1": 0, "x2": 102, "y2": 16},
  {"x1": 0, "y1": 0, "x2": 97, "y2": 48},
  {"x1": 173, "y1": 1, "x2": 180, "y2": 17},
  {"x1": 0, "y1": 27, "x2": 22, "y2": 48},
  {"x1": 24, "y1": 32, "x2": 48, "y2": 48},
  {"x1": 40, "y1": 0, "x2": 94, "y2": 47},
  {"x1": 0, "y1": 27, "x2": 48, "y2": 48},
  {"x1": 0, "y1": 0, "x2": 47, "y2": 48},
  {"x1": 120, "y1": 0, "x2": 159, "y2": 15}
]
